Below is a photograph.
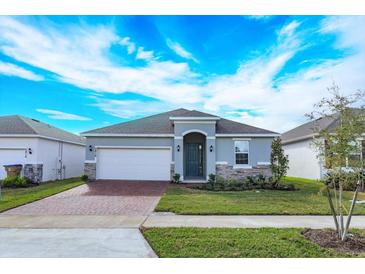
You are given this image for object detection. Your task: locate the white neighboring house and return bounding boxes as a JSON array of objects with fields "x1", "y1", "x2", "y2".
[
  {"x1": 0, "y1": 115, "x2": 86, "y2": 182},
  {"x1": 282, "y1": 114, "x2": 364, "y2": 180}
]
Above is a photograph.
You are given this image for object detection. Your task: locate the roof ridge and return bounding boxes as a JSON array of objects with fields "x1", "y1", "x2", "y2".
[
  {"x1": 19, "y1": 115, "x2": 84, "y2": 139},
  {"x1": 16, "y1": 115, "x2": 38, "y2": 135}
]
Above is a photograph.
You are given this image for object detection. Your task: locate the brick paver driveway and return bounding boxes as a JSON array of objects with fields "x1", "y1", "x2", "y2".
[{"x1": 3, "y1": 180, "x2": 168, "y2": 216}]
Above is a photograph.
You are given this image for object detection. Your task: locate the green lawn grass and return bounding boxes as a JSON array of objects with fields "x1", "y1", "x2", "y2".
[
  {"x1": 0, "y1": 178, "x2": 85, "y2": 213},
  {"x1": 142, "y1": 227, "x2": 357, "y2": 258},
  {"x1": 155, "y1": 177, "x2": 365, "y2": 215}
]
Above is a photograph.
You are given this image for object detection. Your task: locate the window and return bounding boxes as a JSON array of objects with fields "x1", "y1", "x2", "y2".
[{"x1": 235, "y1": 140, "x2": 249, "y2": 165}]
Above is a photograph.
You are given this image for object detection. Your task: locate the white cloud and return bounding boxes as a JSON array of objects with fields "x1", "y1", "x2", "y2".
[
  {"x1": 135, "y1": 46, "x2": 154, "y2": 61},
  {"x1": 0, "y1": 60, "x2": 43, "y2": 81},
  {"x1": 90, "y1": 96, "x2": 180, "y2": 119},
  {"x1": 205, "y1": 17, "x2": 365, "y2": 132},
  {"x1": 36, "y1": 109, "x2": 91, "y2": 121},
  {"x1": 166, "y1": 38, "x2": 199, "y2": 63},
  {"x1": 119, "y1": 37, "x2": 135, "y2": 54},
  {"x1": 1, "y1": 17, "x2": 365, "y2": 133},
  {"x1": 0, "y1": 16, "x2": 202, "y2": 105},
  {"x1": 279, "y1": 20, "x2": 300, "y2": 37}
]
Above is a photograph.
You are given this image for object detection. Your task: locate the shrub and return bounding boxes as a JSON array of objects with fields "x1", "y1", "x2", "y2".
[
  {"x1": 81, "y1": 175, "x2": 89, "y2": 182},
  {"x1": 194, "y1": 175, "x2": 296, "y2": 192},
  {"x1": 208, "y1": 174, "x2": 216, "y2": 184},
  {"x1": 2, "y1": 176, "x2": 28, "y2": 188},
  {"x1": 172, "y1": 173, "x2": 181, "y2": 184},
  {"x1": 324, "y1": 171, "x2": 361, "y2": 191},
  {"x1": 270, "y1": 137, "x2": 289, "y2": 186}
]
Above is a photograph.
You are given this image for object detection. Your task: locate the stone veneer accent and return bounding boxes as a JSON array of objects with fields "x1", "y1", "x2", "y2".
[
  {"x1": 84, "y1": 162, "x2": 96, "y2": 180},
  {"x1": 216, "y1": 164, "x2": 271, "y2": 180},
  {"x1": 24, "y1": 164, "x2": 43, "y2": 183}
]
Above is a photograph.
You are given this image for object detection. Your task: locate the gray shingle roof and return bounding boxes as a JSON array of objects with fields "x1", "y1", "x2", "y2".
[
  {"x1": 0, "y1": 115, "x2": 85, "y2": 145},
  {"x1": 83, "y1": 108, "x2": 278, "y2": 135},
  {"x1": 281, "y1": 108, "x2": 364, "y2": 144},
  {"x1": 281, "y1": 116, "x2": 336, "y2": 144}
]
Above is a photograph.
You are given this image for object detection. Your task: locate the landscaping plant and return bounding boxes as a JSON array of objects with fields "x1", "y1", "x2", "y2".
[
  {"x1": 270, "y1": 137, "x2": 289, "y2": 188},
  {"x1": 172, "y1": 173, "x2": 181, "y2": 184},
  {"x1": 307, "y1": 84, "x2": 365, "y2": 241},
  {"x1": 2, "y1": 176, "x2": 29, "y2": 188}
]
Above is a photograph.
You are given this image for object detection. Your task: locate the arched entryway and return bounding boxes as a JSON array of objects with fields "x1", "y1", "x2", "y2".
[{"x1": 183, "y1": 132, "x2": 206, "y2": 180}]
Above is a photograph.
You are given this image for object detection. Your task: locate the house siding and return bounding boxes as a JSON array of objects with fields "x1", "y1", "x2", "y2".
[
  {"x1": 283, "y1": 139, "x2": 323, "y2": 179},
  {"x1": 0, "y1": 137, "x2": 85, "y2": 182},
  {"x1": 84, "y1": 133, "x2": 274, "y2": 181}
]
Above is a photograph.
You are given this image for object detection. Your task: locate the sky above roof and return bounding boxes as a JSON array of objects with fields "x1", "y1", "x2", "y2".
[{"x1": 0, "y1": 15, "x2": 364, "y2": 134}]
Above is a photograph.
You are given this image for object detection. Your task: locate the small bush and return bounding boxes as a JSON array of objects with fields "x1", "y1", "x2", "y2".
[
  {"x1": 194, "y1": 175, "x2": 296, "y2": 192},
  {"x1": 81, "y1": 175, "x2": 89, "y2": 182},
  {"x1": 208, "y1": 174, "x2": 216, "y2": 184},
  {"x1": 2, "y1": 176, "x2": 29, "y2": 188},
  {"x1": 324, "y1": 171, "x2": 361, "y2": 191},
  {"x1": 172, "y1": 173, "x2": 181, "y2": 184}
]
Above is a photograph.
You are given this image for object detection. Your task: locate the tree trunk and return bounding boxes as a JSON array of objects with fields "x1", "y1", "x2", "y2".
[
  {"x1": 339, "y1": 183, "x2": 344, "y2": 239},
  {"x1": 342, "y1": 181, "x2": 360, "y2": 241},
  {"x1": 326, "y1": 186, "x2": 339, "y2": 233}
]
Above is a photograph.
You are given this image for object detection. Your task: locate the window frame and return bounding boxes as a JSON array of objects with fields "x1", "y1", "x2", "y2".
[{"x1": 234, "y1": 139, "x2": 250, "y2": 167}]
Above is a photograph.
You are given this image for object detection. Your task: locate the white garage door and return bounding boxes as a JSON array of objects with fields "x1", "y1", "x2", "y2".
[
  {"x1": 96, "y1": 147, "x2": 171, "y2": 181},
  {"x1": 0, "y1": 149, "x2": 26, "y2": 179}
]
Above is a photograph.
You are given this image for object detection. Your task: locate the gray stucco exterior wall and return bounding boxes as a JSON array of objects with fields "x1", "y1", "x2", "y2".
[
  {"x1": 216, "y1": 137, "x2": 273, "y2": 166},
  {"x1": 85, "y1": 137, "x2": 174, "y2": 161},
  {"x1": 84, "y1": 132, "x2": 273, "y2": 181}
]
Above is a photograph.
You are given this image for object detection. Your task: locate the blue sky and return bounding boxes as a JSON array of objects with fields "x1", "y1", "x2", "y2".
[{"x1": 0, "y1": 15, "x2": 364, "y2": 134}]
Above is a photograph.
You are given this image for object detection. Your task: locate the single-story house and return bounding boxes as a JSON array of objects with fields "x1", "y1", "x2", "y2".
[
  {"x1": 0, "y1": 115, "x2": 86, "y2": 182},
  {"x1": 82, "y1": 108, "x2": 279, "y2": 182},
  {"x1": 282, "y1": 113, "x2": 365, "y2": 180}
]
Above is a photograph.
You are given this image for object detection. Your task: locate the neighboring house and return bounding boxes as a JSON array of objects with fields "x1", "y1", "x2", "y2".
[
  {"x1": 82, "y1": 108, "x2": 279, "y2": 182},
  {"x1": 0, "y1": 115, "x2": 86, "y2": 182},
  {"x1": 282, "y1": 113, "x2": 365, "y2": 180}
]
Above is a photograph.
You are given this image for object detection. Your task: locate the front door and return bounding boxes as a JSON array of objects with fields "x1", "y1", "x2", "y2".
[{"x1": 185, "y1": 143, "x2": 204, "y2": 178}]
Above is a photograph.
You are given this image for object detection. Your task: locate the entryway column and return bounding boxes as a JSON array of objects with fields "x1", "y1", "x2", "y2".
[
  {"x1": 206, "y1": 136, "x2": 216, "y2": 179},
  {"x1": 174, "y1": 137, "x2": 184, "y2": 180}
]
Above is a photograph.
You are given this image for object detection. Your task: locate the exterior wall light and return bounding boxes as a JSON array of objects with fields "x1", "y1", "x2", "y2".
[
  {"x1": 177, "y1": 145, "x2": 180, "y2": 152},
  {"x1": 210, "y1": 145, "x2": 213, "y2": 152},
  {"x1": 28, "y1": 148, "x2": 32, "y2": 155},
  {"x1": 89, "y1": 145, "x2": 93, "y2": 152}
]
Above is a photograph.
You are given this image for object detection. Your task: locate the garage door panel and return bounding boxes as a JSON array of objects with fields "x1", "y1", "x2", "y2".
[
  {"x1": 96, "y1": 148, "x2": 171, "y2": 181},
  {"x1": 0, "y1": 149, "x2": 26, "y2": 179}
]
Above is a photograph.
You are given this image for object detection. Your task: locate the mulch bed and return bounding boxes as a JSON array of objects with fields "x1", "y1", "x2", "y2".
[{"x1": 302, "y1": 228, "x2": 365, "y2": 255}]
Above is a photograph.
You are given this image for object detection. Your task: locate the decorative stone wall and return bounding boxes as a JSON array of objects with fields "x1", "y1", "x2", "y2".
[
  {"x1": 84, "y1": 162, "x2": 96, "y2": 180},
  {"x1": 216, "y1": 164, "x2": 271, "y2": 180},
  {"x1": 24, "y1": 164, "x2": 43, "y2": 183}
]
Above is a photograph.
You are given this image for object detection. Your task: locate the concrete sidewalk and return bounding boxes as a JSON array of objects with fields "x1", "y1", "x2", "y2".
[
  {"x1": 143, "y1": 214, "x2": 365, "y2": 228},
  {"x1": 0, "y1": 228, "x2": 156, "y2": 258}
]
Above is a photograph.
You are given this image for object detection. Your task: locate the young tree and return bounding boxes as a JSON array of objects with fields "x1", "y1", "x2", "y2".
[
  {"x1": 270, "y1": 137, "x2": 289, "y2": 188},
  {"x1": 307, "y1": 84, "x2": 365, "y2": 241}
]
